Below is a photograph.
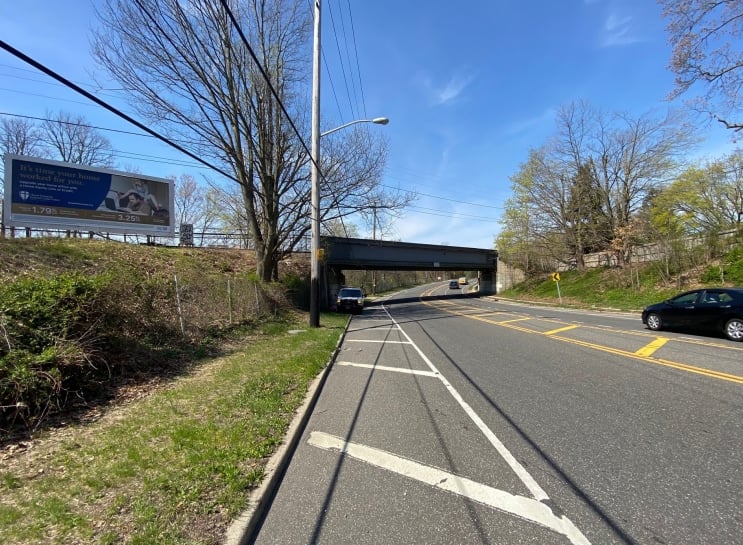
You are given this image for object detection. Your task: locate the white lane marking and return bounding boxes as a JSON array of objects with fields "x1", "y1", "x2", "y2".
[
  {"x1": 309, "y1": 431, "x2": 590, "y2": 545},
  {"x1": 380, "y1": 304, "x2": 551, "y2": 502},
  {"x1": 336, "y1": 361, "x2": 439, "y2": 377},
  {"x1": 347, "y1": 328, "x2": 398, "y2": 332},
  {"x1": 345, "y1": 339, "x2": 412, "y2": 344}
]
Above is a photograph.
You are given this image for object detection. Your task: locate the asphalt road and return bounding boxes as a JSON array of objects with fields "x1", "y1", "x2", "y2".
[{"x1": 249, "y1": 284, "x2": 743, "y2": 545}]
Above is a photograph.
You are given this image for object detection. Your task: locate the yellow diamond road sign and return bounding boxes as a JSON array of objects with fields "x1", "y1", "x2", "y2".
[{"x1": 551, "y1": 272, "x2": 560, "y2": 282}]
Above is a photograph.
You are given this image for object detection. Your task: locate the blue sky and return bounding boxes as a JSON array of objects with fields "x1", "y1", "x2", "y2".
[{"x1": 1, "y1": 0, "x2": 738, "y2": 249}]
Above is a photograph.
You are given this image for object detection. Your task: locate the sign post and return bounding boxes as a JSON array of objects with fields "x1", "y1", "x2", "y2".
[{"x1": 551, "y1": 272, "x2": 562, "y2": 304}]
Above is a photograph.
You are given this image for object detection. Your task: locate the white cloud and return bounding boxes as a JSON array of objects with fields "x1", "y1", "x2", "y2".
[
  {"x1": 433, "y1": 74, "x2": 474, "y2": 105},
  {"x1": 501, "y1": 108, "x2": 555, "y2": 136},
  {"x1": 601, "y1": 12, "x2": 643, "y2": 47}
]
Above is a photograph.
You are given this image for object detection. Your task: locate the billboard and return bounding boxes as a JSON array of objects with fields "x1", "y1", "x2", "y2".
[{"x1": 3, "y1": 154, "x2": 174, "y2": 237}]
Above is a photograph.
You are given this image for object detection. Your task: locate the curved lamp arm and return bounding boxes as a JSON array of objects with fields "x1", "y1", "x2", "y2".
[{"x1": 320, "y1": 117, "x2": 389, "y2": 137}]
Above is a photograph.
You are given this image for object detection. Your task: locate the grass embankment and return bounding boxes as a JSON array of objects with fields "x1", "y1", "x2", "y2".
[
  {"x1": 0, "y1": 312, "x2": 347, "y2": 545},
  {"x1": 2, "y1": 237, "x2": 741, "y2": 544},
  {"x1": 498, "y1": 259, "x2": 741, "y2": 311}
]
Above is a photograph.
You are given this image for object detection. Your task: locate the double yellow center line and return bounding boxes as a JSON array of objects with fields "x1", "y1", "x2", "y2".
[{"x1": 424, "y1": 299, "x2": 743, "y2": 385}]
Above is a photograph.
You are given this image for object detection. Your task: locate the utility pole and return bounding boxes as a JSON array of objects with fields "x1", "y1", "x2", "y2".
[
  {"x1": 372, "y1": 200, "x2": 378, "y2": 295},
  {"x1": 309, "y1": 0, "x2": 322, "y2": 327}
]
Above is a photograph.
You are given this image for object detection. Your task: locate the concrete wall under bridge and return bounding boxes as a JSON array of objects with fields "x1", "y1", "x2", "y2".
[{"x1": 320, "y1": 236, "x2": 498, "y2": 309}]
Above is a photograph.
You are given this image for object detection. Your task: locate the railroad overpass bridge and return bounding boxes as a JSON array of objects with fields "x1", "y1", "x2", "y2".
[{"x1": 320, "y1": 236, "x2": 498, "y2": 307}]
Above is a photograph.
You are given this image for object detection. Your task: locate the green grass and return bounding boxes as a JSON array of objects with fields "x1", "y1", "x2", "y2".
[
  {"x1": 0, "y1": 312, "x2": 347, "y2": 545},
  {"x1": 499, "y1": 263, "x2": 710, "y2": 311}
]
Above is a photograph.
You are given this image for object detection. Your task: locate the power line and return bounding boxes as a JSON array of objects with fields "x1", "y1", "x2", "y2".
[
  {"x1": 0, "y1": 112, "x2": 213, "y2": 169},
  {"x1": 0, "y1": 39, "x2": 240, "y2": 184},
  {"x1": 326, "y1": 2, "x2": 358, "y2": 120},
  {"x1": 0, "y1": 70, "x2": 127, "y2": 101},
  {"x1": 336, "y1": 1, "x2": 362, "y2": 118},
  {"x1": 407, "y1": 205, "x2": 500, "y2": 222},
  {"x1": 217, "y1": 0, "x2": 317, "y2": 171},
  {"x1": 1, "y1": 111, "x2": 501, "y2": 214},
  {"x1": 220, "y1": 0, "x2": 350, "y2": 240},
  {"x1": 0, "y1": 87, "x2": 102, "y2": 107},
  {"x1": 379, "y1": 183, "x2": 505, "y2": 210},
  {"x1": 2, "y1": 32, "x2": 500, "y2": 221},
  {"x1": 345, "y1": 0, "x2": 367, "y2": 118},
  {"x1": 322, "y1": 49, "x2": 345, "y2": 121},
  {"x1": 0, "y1": 111, "x2": 154, "y2": 138}
]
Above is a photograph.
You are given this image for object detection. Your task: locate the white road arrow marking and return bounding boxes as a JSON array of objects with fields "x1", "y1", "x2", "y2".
[
  {"x1": 309, "y1": 431, "x2": 591, "y2": 545},
  {"x1": 336, "y1": 361, "x2": 439, "y2": 377}
]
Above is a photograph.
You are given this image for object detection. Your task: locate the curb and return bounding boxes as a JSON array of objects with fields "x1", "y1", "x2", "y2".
[{"x1": 223, "y1": 317, "x2": 351, "y2": 545}]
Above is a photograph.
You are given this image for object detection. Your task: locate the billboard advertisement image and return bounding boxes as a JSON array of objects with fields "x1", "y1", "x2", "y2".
[{"x1": 3, "y1": 154, "x2": 174, "y2": 237}]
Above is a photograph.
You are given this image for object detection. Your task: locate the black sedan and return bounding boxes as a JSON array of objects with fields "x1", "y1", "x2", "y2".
[
  {"x1": 641, "y1": 288, "x2": 743, "y2": 341},
  {"x1": 335, "y1": 287, "x2": 364, "y2": 314}
]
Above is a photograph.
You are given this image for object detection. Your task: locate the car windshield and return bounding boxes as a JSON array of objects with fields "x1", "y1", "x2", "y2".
[{"x1": 339, "y1": 288, "x2": 362, "y2": 298}]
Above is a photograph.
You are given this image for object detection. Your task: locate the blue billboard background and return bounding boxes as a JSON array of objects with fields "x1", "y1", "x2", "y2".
[
  {"x1": 3, "y1": 155, "x2": 174, "y2": 236},
  {"x1": 12, "y1": 158, "x2": 112, "y2": 209}
]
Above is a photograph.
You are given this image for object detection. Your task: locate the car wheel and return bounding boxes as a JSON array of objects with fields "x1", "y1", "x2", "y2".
[
  {"x1": 646, "y1": 312, "x2": 663, "y2": 331},
  {"x1": 724, "y1": 318, "x2": 743, "y2": 341}
]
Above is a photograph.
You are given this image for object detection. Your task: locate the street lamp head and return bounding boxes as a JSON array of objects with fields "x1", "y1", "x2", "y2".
[{"x1": 372, "y1": 117, "x2": 389, "y2": 125}]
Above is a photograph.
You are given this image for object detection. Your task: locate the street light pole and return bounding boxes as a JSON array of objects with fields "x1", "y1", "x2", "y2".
[
  {"x1": 309, "y1": 114, "x2": 390, "y2": 327},
  {"x1": 308, "y1": 3, "x2": 389, "y2": 327},
  {"x1": 310, "y1": 0, "x2": 322, "y2": 328}
]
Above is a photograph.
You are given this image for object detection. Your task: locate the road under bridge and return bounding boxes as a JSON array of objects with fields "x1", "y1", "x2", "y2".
[{"x1": 320, "y1": 236, "x2": 498, "y2": 308}]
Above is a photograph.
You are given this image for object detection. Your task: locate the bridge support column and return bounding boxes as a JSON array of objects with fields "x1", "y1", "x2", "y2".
[
  {"x1": 325, "y1": 267, "x2": 345, "y2": 310},
  {"x1": 479, "y1": 269, "x2": 496, "y2": 295}
]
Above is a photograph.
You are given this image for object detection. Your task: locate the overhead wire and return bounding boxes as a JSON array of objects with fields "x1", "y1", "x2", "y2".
[
  {"x1": 216, "y1": 0, "x2": 320, "y2": 177},
  {"x1": 1, "y1": 10, "x2": 502, "y2": 230},
  {"x1": 0, "y1": 111, "x2": 154, "y2": 138},
  {"x1": 379, "y1": 182, "x2": 505, "y2": 210},
  {"x1": 335, "y1": 1, "x2": 362, "y2": 118},
  {"x1": 345, "y1": 0, "x2": 367, "y2": 118},
  {"x1": 0, "y1": 112, "x2": 210, "y2": 169},
  {"x1": 326, "y1": 1, "x2": 358, "y2": 120},
  {"x1": 0, "y1": 70, "x2": 128, "y2": 101},
  {"x1": 0, "y1": 113, "x2": 499, "y2": 214},
  {"x1": 407, "y1": 205, "x2": 500, "y2": 222},
  {"x1": 0, "y1": 39, "x2": 241, "y2": 184}
]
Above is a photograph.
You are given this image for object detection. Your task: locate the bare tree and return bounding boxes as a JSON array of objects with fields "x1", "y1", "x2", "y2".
[
  {"x1": 322, "y1": 218, "x2": 358, "y2": 238},
  {"x1": 1, "y1": 116, "x2": 48, "y2": 204},
  {"x1": 553, "y1": 102, "x2": 694, "y2": 264},
  {"x1": 501, "y1": 101, "x2": 694, "y2": 268},
  {"x1": 1, "y1": 116, "x2": 47, "y2": 158},
  {"x1": 173, "y1": 174, "x2": 221, "y2": 246},
  {"x1": 92, "y1": 0, "x2": 401, "y2": 281},
  {"x1": 173, "y1": 174, "x2": 205, "y2": 228},
  {"x1": 659, "y1": 0, "x2": 743, "y2": 132},
  {"x1": 40, "y1": 111, "x2": 115, "y2": 166},
  {"x1": 320, "y1": 126, "x2": 412, "y2": 239},
  {"x1": 209, "y1": 184, "x2": 253, "y2": 248}
]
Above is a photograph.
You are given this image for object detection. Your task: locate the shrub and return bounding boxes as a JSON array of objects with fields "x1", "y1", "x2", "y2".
[
  {"x1": 701, "y1": 248, "x2": 743, "y2": 284},
  {"x1": 0, "y1": 274, "x2": 113, "y2": 432},
  {"x1": 281, "y1": 272, "x2": 309, "y2": 309},
  {"x1": 0, "y1": 257, "x2": 297, "y2": 438}
]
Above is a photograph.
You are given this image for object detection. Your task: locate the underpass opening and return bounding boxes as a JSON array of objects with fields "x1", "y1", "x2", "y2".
[{"x1": 320, "y1": 236, "x2": 498, "y2": 309}]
